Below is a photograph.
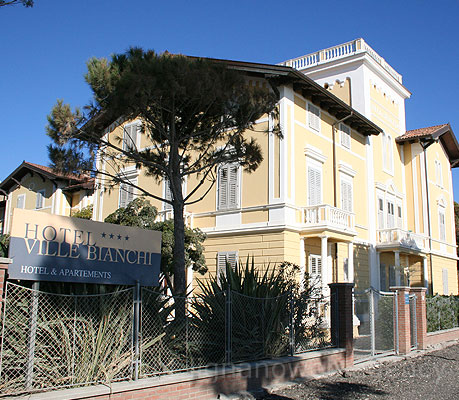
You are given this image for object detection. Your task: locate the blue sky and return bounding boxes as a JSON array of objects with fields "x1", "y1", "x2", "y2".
[{"x1": 1, "y1": 0, "x2": 459, "y2": 198}]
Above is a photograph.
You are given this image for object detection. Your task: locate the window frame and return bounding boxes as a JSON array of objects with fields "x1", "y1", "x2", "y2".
[
  {"x1": 217, "y1": 251, "x2": 238, "y2": 279},
  {"x1": 340, "y1": 123, "x2": 351, "y2": 150},
  {"x1": 122, "y1": 122, "x2": 140, "y2": 152},
  {"x1": 340, "y1": 174, "x2": 353, "y2": 212},
  {"x1": 16, "y1": 194, "x2": 26, "y2": 209}
]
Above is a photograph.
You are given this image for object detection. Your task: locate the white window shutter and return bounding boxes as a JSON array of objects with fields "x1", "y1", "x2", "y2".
[
  {"x1": 442, "y1": 268, "x2": 449, "y2": 294},
  {"x1": 17, "y1": 194, "x2": 25, "y2": 209},
  {"x1": 164, "y1": 179, "x2": 172, "y2": 210},
  {"x1": 36, "y1": 190, "x2": 45, "y2": 209},
  {"x1": 218, "y1": 166, "x2": 228, "y2": 209},
  {"x1": 123, "y1": 124, "x2": 138, "y2": 151},
  {"x1": 218, "y1": 164, "x2": 239, "y2": 210},
  {"x1": 119, "y1": 183, "x2": 128, "y2": 208},
  {"x1": 378, "y1": 198, "x2": 384, "y2": 229},
  {"x1": 309, "y1": 255, "x2": 322, "y2": 286},
  {"x1": 439, "y1": 210, "x2": 446, "y2": 241},
  {"x1": 217, "y1": 251, "x2": 238, "y2": 278},
  {"x1": 308, "y1": 166, "x2": 321, "y2": 206},
  {"x1": 308, "y1": 104, "x2": 320, "y2": 132},
  {"x1": 228, "y1": 165, "x2": 238, "y2": 208},
  {"x1": 341, "y1": 180, "x2": 352, "y2": 212},
  {"x1": 340, "y1": 124, "x2": 351, "y2": 149}
]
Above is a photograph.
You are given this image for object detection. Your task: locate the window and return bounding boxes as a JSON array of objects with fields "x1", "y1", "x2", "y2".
[
  {"x1": 435, "y1": 160, "x2": 443, "y2": 187},
  {"x1": 386, "y1": 201, "x2": 395, "y2": 228},
  {"x1": 119, "y1": 180, "x2": 137, "y2": 208},
  {"x1": 340, "y1": 123, "x2": 351, "y2": 149},
  {"x1": 163, "y1": 179, "x2": 172, "y2": 210},
  {"x1": 309, "y1": 255, "x2": 322, "y2": 286},
  {"x1": 308, "y1": 103, "x2": 321, "y2": 132},
  {"x1": 122, "y1": 123, "x2": 139, "y2": 151},
  {"x1": 307, "y1": 165, "x2": 322, "y2": 206},
  {"x1": 377, "y1": 198, "x2": 384, "y2": 229},
  {"x1": 217, "y1": 251, "x2": 238, "y2": 278},
  {"x1": 16, "y1": 194, "x2": 25, "y2": 209},
  {"x1": 439, "y1": 209, "x2": 446, "y2": 241},
  {"x1": 218, "y1": 163, "x2": 239, "y2": 210},
  {"x1": 340, "y1": 178, "x2": 353, "y2": 212},
  {"x1": 36, "y1": 189, "x2": 45, "y2": 209}
]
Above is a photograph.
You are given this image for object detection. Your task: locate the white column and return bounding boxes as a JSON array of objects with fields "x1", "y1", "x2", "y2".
[
  {"x1": 395, "y1": 250, "x2": 401, "y2": 286},
  {"x1": 299, "y1": 237, "x2": 306, "y2": 289},
  {"x1": 348, "y1": 242, "x2": 354, "y2": 283},
  {"x1": 187, "y1": 263, "x2": 193, "y2": 294},
  {"x1": 320, "y1": 235, "x2": 329, "y2": 294},
  {"x1": 422, "y1": 256, "x2": 428, "y2": 289}
]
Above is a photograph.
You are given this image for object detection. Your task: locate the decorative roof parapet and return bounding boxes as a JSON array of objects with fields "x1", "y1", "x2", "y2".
[{"x1": 279, "y1": 38, "x2": 403, "y2": 85}]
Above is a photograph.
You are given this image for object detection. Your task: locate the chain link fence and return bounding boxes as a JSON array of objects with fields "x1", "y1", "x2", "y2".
[
  {"x1": 426, "y1": 295, "x2": 459, "y2": 332},
  {"x1": 0, "y1": 283, "x2": 134, "y2": 395},
  {"x1": 1, "y1": 283, "x2": 334, "y2": 395}
]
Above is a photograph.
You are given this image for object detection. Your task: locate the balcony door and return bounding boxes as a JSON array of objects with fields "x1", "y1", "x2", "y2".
[{"x1": 307, "y1": 166, "x2": 322, "y2": 206}]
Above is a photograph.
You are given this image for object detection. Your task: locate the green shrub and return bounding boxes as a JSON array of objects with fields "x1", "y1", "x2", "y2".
[
  {"x1": 426, "y1": 295, "x2": 459, "y2": 332},
  {"x1": 71, "y1": 205, "x2": 93, "y2": 219},
  {"x1": 0, "y1": 234, "x2": 9, "y2": 257}
]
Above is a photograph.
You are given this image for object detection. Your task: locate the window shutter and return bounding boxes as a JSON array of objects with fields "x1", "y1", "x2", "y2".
[
  {"x1": 228, "y1": 165, "x2": 238, "y2": 208},
  {"x1": 341, "y1": 180, "x2": 352, "y2": 212},
  {"x1": 340, "y1": 124, "x2": 351, "y2": 149},
  {"x1": 123, "y1": 124, "x2": 138, "y2": 151},
  {"x1": 387, "y1": 201, "x2": 395, "y2": 228},
  {"x1": 308, "y1": 103, "x2": 320, "y2": 132},
  {"x1": 164, "y1": 179, "x2": 172, "y2": 210},
  {"x1": 309, "y1": 255, "x2": 322, "y2": 286},
  {"x1": 17, "y1": 195, "x2": 25, "y2": 209},
  {"x1": 218, "y1": 166, "x2": 228, "y2": 209},
  {"x1": 308, "y1": 166, "x2": 321, "y2": 206},
  {"x1": 36, "y1": 190, "x2": 44, "y2": 209},
  {"x1": 217, "y1": 251, "x2": 238, "y2": 278},
  {"x1": 439, "y1": 210, "x2": 446, "y2": 241},
  {"x1": 119, "y1": 183, "x2": 128, "y2": 208}
]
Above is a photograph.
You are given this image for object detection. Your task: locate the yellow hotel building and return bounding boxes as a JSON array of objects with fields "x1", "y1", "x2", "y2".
[{"x1": 88, "y1": 39, "x2": 459, "y2": 296}]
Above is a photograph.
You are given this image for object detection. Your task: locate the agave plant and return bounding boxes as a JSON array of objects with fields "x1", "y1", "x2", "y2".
[{"x1": 189, "y1": 258, "x2": 326, "y2": 364}]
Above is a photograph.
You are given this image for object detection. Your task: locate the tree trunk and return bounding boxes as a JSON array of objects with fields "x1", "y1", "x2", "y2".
[{"x1": 172, "y1": 200, "x2": 186, "y2": 295}]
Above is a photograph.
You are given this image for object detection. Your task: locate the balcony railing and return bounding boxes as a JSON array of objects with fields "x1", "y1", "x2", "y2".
[
  {"x1": 377, "y1": 228, "x2": 427, "y2": 250},
  {"x1": 302, "y1": 204, "x2": 355, "y2": 232},
  {"x1": 279, "y1": 38, "x2": 403, "y2": 84}
]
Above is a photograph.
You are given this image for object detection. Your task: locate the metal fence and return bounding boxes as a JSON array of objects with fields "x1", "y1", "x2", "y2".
[
  {"x1": 354, "y1": 288, "x2": 396, "y2": 360},
  {"x1": 426, "y1": 295, "x2": 459, "y2": 332},
  {"x1": 0, "y1": 283, "x2": 333, "y2": 395}
]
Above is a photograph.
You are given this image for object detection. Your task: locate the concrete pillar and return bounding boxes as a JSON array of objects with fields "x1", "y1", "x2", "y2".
[
  {"x1": 394, "y1": 251, "x2": 401, "y2": 286},
  {"x1": 348, "y1": 242, "x2": 354, "y2": 283},
  {"x1": 390, "y1": 286, "x2": 411, "y2": 355},
  {"x1": 320, "y1": 236, "x2": 328, "y2": 294},
  {"x1": 329, "y1": 283, "x2": 354, "y2": 367},
  {"x1": 422, "y1": 257, "x2": 428, "y2": 290},
  {"x1": 410, "y1": 287, "x2": 427, "y2": 350},
  {"x1": 299, "y1": 237, "x2": 306, "y2": 290}
]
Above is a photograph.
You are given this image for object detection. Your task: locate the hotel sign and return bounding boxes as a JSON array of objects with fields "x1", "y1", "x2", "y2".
[{"x1": 8, "y1": 209, "x2": 162, "y2": 286}]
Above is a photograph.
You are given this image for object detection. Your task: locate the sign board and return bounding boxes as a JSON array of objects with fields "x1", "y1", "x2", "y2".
[
  {"x1": 8, "y1": 209, "x2": 162, "y2": 286},
  {"x1": 405, "y1": 293, "x2": 410, "y2": 305}
]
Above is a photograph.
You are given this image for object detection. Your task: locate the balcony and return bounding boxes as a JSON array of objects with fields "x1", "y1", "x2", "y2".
[
  {"x1": 302, "y1": 204, "x2": 355, "y2": 236},
  {"x1": 376, "y1": 229, "x2": 427, "y2": 251}
]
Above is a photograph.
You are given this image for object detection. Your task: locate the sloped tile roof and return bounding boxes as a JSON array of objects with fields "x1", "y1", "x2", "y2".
[{"x1": 397, "y1": 124, "x2": 449, "y2": 141}]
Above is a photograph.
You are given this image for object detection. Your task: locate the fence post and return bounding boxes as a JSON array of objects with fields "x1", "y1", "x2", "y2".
[
  {"x1": 0, "y1": 259, "x2": 11, "y2": 319},
  {"x1": 329, "y1": 283, "x2": 354, "y2": 367},
  {"x1": 390, "y1": 286, "x2": 411, "y2": 355},
  {"x1": 133, "y1": 282, "x2": 140, "y2": 381},
  {"x1": 25, "y1": 281, "x2": 39, "y2": 390},
  {"x1": 410, "y1": 287, "x2": 427, "y2": 350},
  {"x1": 369, "y1": 289, "x2": 375, "y2": 357},
  {"x1": 225, "y1": 286, "x2": 232, "y2": 364},
  {"x1": 289, "y1": 287, "x2": 294, "y2": 356}
]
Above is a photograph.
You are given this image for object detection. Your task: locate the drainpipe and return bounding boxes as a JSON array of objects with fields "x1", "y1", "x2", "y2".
[
  {"x1": 420, "y1": 139, "x2": 434, "y2": 294},
  {"x1": 332, "y1": 112, "x2": 353, "y2": 280}
]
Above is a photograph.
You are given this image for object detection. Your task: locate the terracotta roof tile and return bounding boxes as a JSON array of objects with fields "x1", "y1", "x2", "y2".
[
  {"x1": 24, "y1": 162, "x2": 89, "y2": 182},
  {"x1": 398, "y1": 124, "x2": 449, "y2": 141}
]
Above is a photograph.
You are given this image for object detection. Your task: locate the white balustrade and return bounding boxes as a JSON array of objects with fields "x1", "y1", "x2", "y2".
[
  {"x1": 376, "y1": 228, "x2": 426, "y2": 250},
  {"x1": 280, "y1": 38, "x2": 402, "y2": 84},
  {"x1": 302, "y1": 204, "x2": 355, "y2": 231}
]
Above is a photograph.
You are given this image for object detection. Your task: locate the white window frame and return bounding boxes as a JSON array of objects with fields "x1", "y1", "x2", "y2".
[
  {"x1": 122, "y1": 122, "x2": 141, "y2": 152},
  {"x1": 217, "y1": 163, "x2": 240, "y2": 211},
  {"x1": 307, "y1": 103, "x2": 321, "y2": 133},
  {"x1": 386, "y1": 199, "x2": 395, "y2": 229},
  {"x1": 340, "y1": 123, "x2": 351, "y2": 150},
  {"x1": 377, "y1": 197, "x2": 384, "y2": 229},
  {"x1": 217, "y1": 251, "x2": 238, "y2": 278},
  {"x1": 307, "y1": 162, "x2": 322, "y2": 206},
  {"x1": 35, "y1": 189, "x2": 45, "y2": 209},
  {"x1": 16, "y1": 194, "x2": 26, "y2": 209},
  {"x1": 435, "y1": 159, "x2": 443, "y2": 187}
]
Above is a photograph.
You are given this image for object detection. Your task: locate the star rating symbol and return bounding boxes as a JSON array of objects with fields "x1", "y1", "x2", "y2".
[
  {"x1": 101, "y1": 232, "x2": 106, "y2": 238},
  {"x1": 117, "y1": 234, "x2": 122, "y2": 240},
  {"x1": 125, "y1": 236, "x2": 129, "y2": 241},
  {"x1": 109, "y1": 233, "x2": 114, "y2": 239}
]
